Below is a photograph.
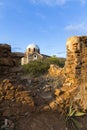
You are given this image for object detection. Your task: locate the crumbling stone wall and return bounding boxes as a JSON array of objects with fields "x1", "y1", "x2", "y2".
[
  {"x1": 60, "y1": 36, "x2": 87, "y2": 111},
  {"x1": 48, "y1": 36, "x2": 87, "y2": 111},
  {"x1": 0, "y1": 44, "x2": 24, "y2": 80},
  {"x1": 65, "y1": 36, "x2": 87, "y2": 86}
]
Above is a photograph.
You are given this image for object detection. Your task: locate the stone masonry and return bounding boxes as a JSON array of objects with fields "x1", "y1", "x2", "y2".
[
  {"x1": 0, "y1": 44, "x2": 24, "y2": 80},
  {"x1": 65, "y1": 36, "x2": 87, "y2": 86},
  {"x1": 48, "y1": 36, "x2": 87, "y2": 111}
]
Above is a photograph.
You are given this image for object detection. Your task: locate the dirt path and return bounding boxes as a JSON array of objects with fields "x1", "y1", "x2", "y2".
[
  {"x1": 14, "y1": 111, "x2": 87, "y2": 130},
  {"x1": 15, "y1": 112, "x2": 66, "y2": 130}
]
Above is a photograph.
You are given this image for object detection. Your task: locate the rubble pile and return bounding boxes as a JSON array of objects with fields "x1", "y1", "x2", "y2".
[
  {"x1": 0, "y1": 79, "x2": 34, "y2": 118},
  {"x1": 48, "y1": 64, "x2": 63, "y2": 77}
]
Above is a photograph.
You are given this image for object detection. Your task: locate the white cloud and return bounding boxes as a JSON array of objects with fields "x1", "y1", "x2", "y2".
[
  {"x1": 0, "y1": 2, "x2": 4, "y2": 6},
  {"x1": 79, "y1": 0, "x2": 86, "y2": 4},
  {"x1": 64, "y1": 23, "x2": 87, "y2": 32},
  {"x1": 28, "y1": 0, "x2": 70, "y2": 6},
  {"x1": 28, "y1": 0, "x2": 87, "y2": 6},
  {"x1": 36, "y1": 12, "x2": 46, "y2": 20},
  {"x1": 0, "y1": 2, "x2": 4, "y2": 19}
]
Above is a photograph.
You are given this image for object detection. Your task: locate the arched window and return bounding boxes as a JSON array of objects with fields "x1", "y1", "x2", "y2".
[
  {"x1": 33, "y1": 55, "x2": 37, "y2": 60},
  {"x1": 38, "y1": 49, "x2": 40, "y2": 53},
  {"x1": 33, "y1": 48, "x2": 35, "y2": 52},
  {"x1": 29, "y1": 48, "x2": 30, "y2": 52}
]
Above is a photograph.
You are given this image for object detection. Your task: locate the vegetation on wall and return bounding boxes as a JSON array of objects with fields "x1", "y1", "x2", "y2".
[{"x1": 23, "y1": 57, "x2": 66, "y2": 76}]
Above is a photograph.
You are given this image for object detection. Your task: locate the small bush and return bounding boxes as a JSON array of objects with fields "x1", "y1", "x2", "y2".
[
  {"x1": 23, "y1": 57, "x2": 65, "y2": 76},
  {"x1": 65, "y1": 103, "x2": 86, "y2": 130},
  {"x1": 45, "y1": 57, "x2": 65, "y2": 68}
]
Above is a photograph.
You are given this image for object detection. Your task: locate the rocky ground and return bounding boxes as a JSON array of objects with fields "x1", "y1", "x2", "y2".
[
  {"x1": 15, "y1": 111, "x2": 66, "y2": 130},
  {"x1": 0, "y1": 75, "x2": 87, "y2": 130},
  {"x1": 15, "y1": 111, "x2": 87, "y2": 130}
]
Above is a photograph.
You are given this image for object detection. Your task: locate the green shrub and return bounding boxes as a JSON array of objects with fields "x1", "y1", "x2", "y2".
[
  {"x1": 23, "y1": 57, "x2": 65, "y2": 76},
  {"x1": 45, "y1": 57, "x2": 65, "y2": 68},
  {"x1": 65, "y1": 103, "x2": 86, "y2": 130}
]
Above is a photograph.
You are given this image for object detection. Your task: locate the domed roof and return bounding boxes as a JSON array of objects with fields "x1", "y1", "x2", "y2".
[{"x1": 26, "y1": 43, "x2": 40, "y2": 50}]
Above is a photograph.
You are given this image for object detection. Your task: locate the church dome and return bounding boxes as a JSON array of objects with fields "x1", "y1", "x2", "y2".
[
  {"x1": 26, "y1": 43, "x2": 40, "y2": 54},
  {"x1": 26, "y1": 43, "x2": 40, "y2": 50}
]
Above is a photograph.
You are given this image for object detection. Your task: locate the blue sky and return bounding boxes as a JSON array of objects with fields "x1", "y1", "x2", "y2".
[{"x1": 0, "y1": 0, "x2": 87, "y2": 57}]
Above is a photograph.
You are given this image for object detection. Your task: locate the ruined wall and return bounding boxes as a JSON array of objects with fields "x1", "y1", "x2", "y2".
[
  {"x1": 0, "y1": 44, "x2": 24, "y2": 80},
  {"x1": 63, "y1": 36, "x2": 87, "y2": 110},
  {"x1": 64, "y1": 36, "x2": 87, "y2": 86},
  {"x1": 48, "y1": 36, "x2": 87, "y2": 111}
]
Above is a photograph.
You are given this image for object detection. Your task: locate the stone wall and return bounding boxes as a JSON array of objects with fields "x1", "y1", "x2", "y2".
[
  {"x1": 0, "y1": 44, "x2": 24, "y2": 80},
  {"x1": 62, "y1": 36, "x2": 87, "y2": 111},
  {"x1": 48, "y1": 36, "x2": 87, "y2": 111},
  {"x1": 65, "y1": 36, "x2": 87, "y2": 86}
]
